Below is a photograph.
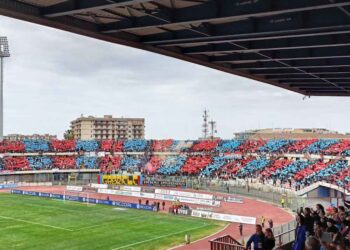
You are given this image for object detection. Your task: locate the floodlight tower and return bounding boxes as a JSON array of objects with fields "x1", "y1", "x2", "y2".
[{"x1": 0, "y1": 37, "x2": 10, "y2": 141}]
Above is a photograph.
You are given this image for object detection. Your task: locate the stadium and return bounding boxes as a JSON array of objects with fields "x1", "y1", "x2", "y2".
[{"x1": 0, "y1": 0, "x2": 350, "y2": 250}]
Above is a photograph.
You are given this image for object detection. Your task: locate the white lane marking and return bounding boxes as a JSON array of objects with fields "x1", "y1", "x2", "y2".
[
  {"x1": 0, "y1": 215, "x2": 73, "y2": 232},
  {"x1": 111, "y1": 223, "x2": 209, "y2": 250}
]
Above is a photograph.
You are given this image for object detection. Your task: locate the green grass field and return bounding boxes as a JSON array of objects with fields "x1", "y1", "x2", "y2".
[{"x1": 0, "y1": 193, "x2": 225, "y2": 250}]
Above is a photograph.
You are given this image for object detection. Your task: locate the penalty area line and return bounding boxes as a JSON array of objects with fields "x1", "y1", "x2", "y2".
[
  {"x1": 111, "y1": 223, "x2": 209, "y2": 250},
  {"x1": 0, "y1": 215, "x2": 73, "y2": 232}
]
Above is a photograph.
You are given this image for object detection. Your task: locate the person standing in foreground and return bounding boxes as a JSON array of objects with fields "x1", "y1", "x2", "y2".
[
  {"x1": 293, "y1": 214, "x2": 307, "y2": 250},
  {"x1": 246, "y1": 224, "x2": 265, "y2": 250},
  {"x1": 264, "y1": 228, "x2": 276, "y2": 250}
]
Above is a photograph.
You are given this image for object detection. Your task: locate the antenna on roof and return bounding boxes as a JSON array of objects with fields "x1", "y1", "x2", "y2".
[{"x1": 202, "y1": 109, "x2": 209, "y2": 139}]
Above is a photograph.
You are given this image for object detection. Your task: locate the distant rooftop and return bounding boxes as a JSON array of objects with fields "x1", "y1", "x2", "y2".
[{"x1": 234, "y1": 128, "x2": 350, "y2": 140}]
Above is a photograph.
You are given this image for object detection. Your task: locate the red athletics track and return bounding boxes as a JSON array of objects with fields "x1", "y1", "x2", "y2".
[{"x1": 11, "y1": 186, "x2": 294, "y2": 250}]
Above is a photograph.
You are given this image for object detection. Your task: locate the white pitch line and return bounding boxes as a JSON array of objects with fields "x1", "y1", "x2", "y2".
[
  {"x1": 0, "y1": 215, "x2": 73, "y2": 232},
  {"x1": 111, "y1": 223, "x2": 209, "y2": 250}
]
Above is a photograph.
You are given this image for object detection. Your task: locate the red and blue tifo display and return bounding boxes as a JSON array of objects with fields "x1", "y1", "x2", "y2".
[{"x1": 0, "y1": 138, "x2": 350, "y2": 191}]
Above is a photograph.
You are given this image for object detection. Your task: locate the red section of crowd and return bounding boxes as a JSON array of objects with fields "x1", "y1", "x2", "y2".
[
  {"x1": 50, "y1": 140, "x2": 75, "y2": 152},
  {"x1": 4, "y1": 157, "x2": 30, "y2": 171},
  {"x1": 151, "y1": 140, "x2": 173, "y2": 152},
  {"x1": 192, "y1": 140, "x2": 220, "y2": 152},
  {"x1": 51, "y1": 156, "x2": 76, "y2": 169},
  {"x1": 235, "y1": 140, "x2": 265, "y2": 153},
  {"x1": 181, "y1": 156, "x2": 212, "y2": 174},
  {"x1": 0, "y1": 141, "x2": 25, "y2": 153},
  {"x1": 99, "y1": 156, "x2": 122, "y2": 173}
]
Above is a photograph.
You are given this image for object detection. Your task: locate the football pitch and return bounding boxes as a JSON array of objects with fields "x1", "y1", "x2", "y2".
[{"x1": 0, "y1": 193, "x2": 225, "y2": 250}]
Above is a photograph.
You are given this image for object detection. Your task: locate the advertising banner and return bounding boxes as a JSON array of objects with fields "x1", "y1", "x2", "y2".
[
  {"x1": 91, "y1": 183, "x2": 108, "y2": 189},
  {"x1": 66, "y1": 186, "x2": 83, "y2": 192},
  {"x1": 225, "y1": 196, "x2": 244, "y2": 203},
  {"x1": 11, "y1": 190, "x2": 154, "y2": 212},
  {"x1": 0, "y1": 183, "x2": 17, "y2": 189},
  {"x1": 191, "y1": 209, "x2": 256, "y2": 224}
]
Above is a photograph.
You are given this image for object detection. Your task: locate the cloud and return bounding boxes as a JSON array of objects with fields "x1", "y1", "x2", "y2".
[{"x1": 1, "y1": 15, "x2": 350, "y2": 139}]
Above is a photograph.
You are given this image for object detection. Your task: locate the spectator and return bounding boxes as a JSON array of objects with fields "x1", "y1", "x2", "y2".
[
  {"x1": 268, "y1": 219, "x2": 273, "y2": 229},
  {"x1": 326, "y1": 219, "x2": 339, "y2": 234},
  {"x1": 162, "y1": 201, "x2": 165, "y2": 210},
  {"x1": 293, "y1": 214, "x2": 307, "y2": 250},
  {"x1": 261, "y1": 216, "x2": 265, "y2": 228},
  {"x1": 304, "y1": 207, "x2": 315, "y2": 236},
  {"x1": 239, "y1": 223, "x2": 243, "y2": 237},
  {"x1": 246, "y1": 224, "x2": 265, "y2": 250},
  {"x1": 263, "y1": 228, "x2": 275, "y2": 250},
  {"x1": 305, "y1": 236, "x2": 321, "y2": 250}
]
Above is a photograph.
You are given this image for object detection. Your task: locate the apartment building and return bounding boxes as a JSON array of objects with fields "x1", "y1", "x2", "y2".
[{"x1": 70, "y1": 115, "x2": 145, "y2": 140}]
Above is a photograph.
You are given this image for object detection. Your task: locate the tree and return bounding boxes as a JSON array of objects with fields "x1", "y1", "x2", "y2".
[{"x1": 64, "y1": 129, "x2": 74, "y2": 140}]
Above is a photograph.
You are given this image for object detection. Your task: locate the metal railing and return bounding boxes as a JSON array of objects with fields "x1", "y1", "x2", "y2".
[
  {"x1": 209, "y1": 235, "x2": 246, "y2": 250},
  {"x1": 209, "y1": 227, "x2": 296, "y2": 250}
]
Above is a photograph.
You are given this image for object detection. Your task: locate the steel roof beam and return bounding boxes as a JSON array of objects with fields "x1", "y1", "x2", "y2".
[
  {"x1": 183, "y1": 34, "x2": 350, "y2": 55},
  {"x1": 267, "y1": 75, "x2": 350, "y2": 80},
  {"x1": 100, "y1": 0, "x2": 350, "y2": 34},
  {"x1": 42, "y1": 0, "x2": 153, "y2": 18},
  {"x1": 143, "y1": 7, "x2": 350, "y2": 46}
]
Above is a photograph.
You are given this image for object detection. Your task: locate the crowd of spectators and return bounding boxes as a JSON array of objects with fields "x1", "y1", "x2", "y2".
[{"x1": 246, "y1": 203, "x2": 350, "y2": 250}]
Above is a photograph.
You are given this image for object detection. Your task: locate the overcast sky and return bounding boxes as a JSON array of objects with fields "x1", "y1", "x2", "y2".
[{"x1": 1, "y1": 15, "x2": 350, "y2": 139}]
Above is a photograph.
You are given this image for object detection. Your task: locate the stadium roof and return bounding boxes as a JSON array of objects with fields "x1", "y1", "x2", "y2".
[{"x1": 2, "y1": 0, "x2": 350, "y2": 96}]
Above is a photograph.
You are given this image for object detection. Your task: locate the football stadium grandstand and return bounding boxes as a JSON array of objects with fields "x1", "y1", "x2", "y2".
[
  {"x1": 0, "y1": 138, "x2": 350, "y2": 249},
  {"x1": 1, "y1": 138, "x2": 350, "y2": 190},
  {"x1": 2, "y1": 0, "x2": 350, "y2": 249}
]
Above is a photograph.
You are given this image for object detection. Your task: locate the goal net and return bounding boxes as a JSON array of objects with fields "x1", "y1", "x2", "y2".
[{"x1": 63, "y1": 190, "x2": 95, "y2": 206}]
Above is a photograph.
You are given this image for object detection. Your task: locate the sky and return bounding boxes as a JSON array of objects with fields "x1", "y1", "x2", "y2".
[{"x1": 0, "y1": 15, "x2": 350, "y2": 139}]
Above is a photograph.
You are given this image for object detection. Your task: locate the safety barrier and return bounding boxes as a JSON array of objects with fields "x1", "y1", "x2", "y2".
[{"x1": 209, "y1": 235, "x2": 245, "y2": 250}]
